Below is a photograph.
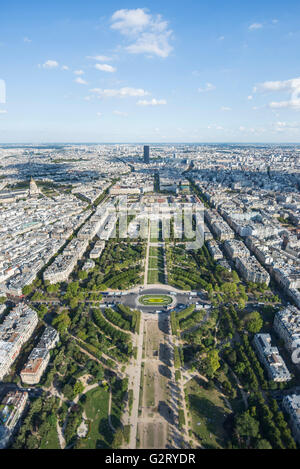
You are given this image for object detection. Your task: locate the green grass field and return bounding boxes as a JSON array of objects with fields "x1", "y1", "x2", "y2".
[
  {"x1": 40, "y1": 421, "x2": 60, "y2": 449},
  {"x1": 147, "y1": 269, "x2": 159, "y2": 284},
  {"x1": 76, "y1": 387, "x2": 113, "y2": 449},
  {"x1": 139, "y1": 295, "x2": 172, "y2": 306},
  {"x1": 186, "y1": 378, "x2": 231, "y2": 449},
  {"x1": 147, "y1": 245, "x2": 165, "y2": 284},
  {"x1": 149, "y1": 247, "x2": 159, "y2": 257}
]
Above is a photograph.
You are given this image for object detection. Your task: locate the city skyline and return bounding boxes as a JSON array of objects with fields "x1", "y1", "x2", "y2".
[
  {"x1": 0, "y1": 142, "x2": 299, "y2": 450},
  {"x1": 1, "y1": 0, "x2": 300, "y2": 143}
]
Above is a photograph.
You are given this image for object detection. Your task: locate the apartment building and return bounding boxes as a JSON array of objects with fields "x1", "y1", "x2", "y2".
[
  {"x1": 253, "y1": 333, "x2": 291, "y2": 382},
  {"x1": 20, "y1": 326, "x2": 59, "y2": 385},
  {"x1": 282, "y1": 394, "x2": 300, "y2": 444},
  {"x1": 223, "y1": 239, "x2": 250, "y2": 260},
  {"x1": 235, "y1": 255, "x2": 270, "y2": 285},
  {"x1": 0, "y1": 390, "x2": 28, "y2": 449},
  {"x1": 0, "y1": 304, "x2": 38, "y2": 380},
  {"x1": 274, "y1": 306, "x2": 300, "y2": 353},
  {"x1": 89, "y1": 240, "x2": 106, "y2": 259},
  {"x1": 206, "y1": 240, "x2": 223, "y2": 261},
  {"x1": 20, "y1": 347, "x2": 50, "y2": 385},
  {"x1": 43, "y1": 238, "x2": 89, "y2": 284}
]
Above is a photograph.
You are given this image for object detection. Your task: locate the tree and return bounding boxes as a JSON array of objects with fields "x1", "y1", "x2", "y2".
[
  {"x1": 78, "y1": 271, "x2": 88, "y2": 281},
  {"x1": 235, "y1": 411, "x2": 260, "y2": 439},
  {"x1": 237, "y1": 298, "x2": 246, "y2": 310},
  {"x1": 62, "y1": 383, "x2": 74, "y2": 400},
  {"x1": 22, "y1": 284, "x2": 34, "y2": 296},
  {"x1": 221, "y1": 282, "x2": 237, "y2": 296},
  {"x1": 112, "y1": 428, "x2": 124, "y2": 448},
  {"x1": 245, "y1": 311, "x2": 263, "y2": 334},
  {"x1": 201, "y1": 349, "x2": 220, "y2": 378},
  {"x1": 226, "y1": 349, "x2": 237, "y2": 365},
  {"x1": 235, "y1": 362, "x2": 246, "y2": 375},
  {"x1": 52, "y1": 312, "x2": 71, "y2": 333},
  {"x1": 69, "y1": 298, "x2": 79, "y2": 310},
  {"x1": 73, "y1": 380, "x2": 84, "y2": 397},
  {"x1": 26, "y1": 434, "x2": 39, "y2": 449},
  {"x1": 255, "y1": 439, "x2": 272, "y2": 449},
  {"x1": 232, "y1": 271, "x2": 240, "y2": 283}
]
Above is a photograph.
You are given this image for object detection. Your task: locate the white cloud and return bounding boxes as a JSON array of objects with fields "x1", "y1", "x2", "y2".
[
  {"x1": 248, "y1": 95, "x2": 253, "y2": 100},
  {"x1": 0, "y1": 110, "x2": 7, "y2": 114},
  {"x1": 249, "y1": 23, "x2": 263, "y2": 31},
  {"x1": 61, "y1": 65, "x2": 69, "y2": 70},
  {"x1": 87, "y1": 55, "x2": 113, "y2": 61},
  {"x1": 95, "y1": 63, "x2": 116, "y2": 73},
  {"x1": 207, "y1": 124, "x2": 224, "y2": 130},
  {"x1": 113, "y1": 110, "x2": 128, "y2": 117},
  {"x1": 255, "y1": 77, "x2": 300, "y2": 92},
  {"x1": 23, "y1": 37, "x2": 32, "y2": 43},
  {"x1": 218, "y1": 36, "x2": 225, "y2": 41},
  {"x1": 198, "y1": 83, "x2": 216, "y2": 93},
  {"x1": 126, "y1": 32, "x2": 172, "y2": 58},
  {"x1": 111, "y1": 9, "x2": 151, "y2": 34},
  {"x1": 111, "y1": 8, "x2": 173, "y2": 58},
  {"x1": 74, "y1": 70, "x2": 84, "y2": 75},
  {"x1": 220, "y1": 106, "x2": 231, "y2": 111},
  {"x1": 137, "y1": 98, "x2": 167, "y2": 106},
  {"x1": 269, "y1": 100, "x2": 300, "y2": 110},
  {"x1": 255, "y1": 76, "x2": 300, "y2": 110},
  {"x1": 273, "y1": 121, "x2": 300, "y2": 132},
  {"x1": 42, "y1": 60, "x2": 59, "y2": 69},
  {"x1": 75, "y1": 77, "x2": 88, "y2": 85},
  {"x1": 96, "y1": 112, "x2": 102, "y2": 117},
  {"x1": 90, "y1": 87, "x2": 149, "y2": 98}
]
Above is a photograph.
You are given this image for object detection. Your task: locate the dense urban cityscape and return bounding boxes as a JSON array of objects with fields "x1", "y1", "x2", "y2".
[
  {"x1": 0, "y1": 143, "x2": 299, "y2": 450},
  {"x1": 2, "y1": 0, "x2": 300, "y2": 458}
]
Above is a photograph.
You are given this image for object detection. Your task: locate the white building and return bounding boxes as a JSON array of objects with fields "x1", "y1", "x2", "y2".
[
  {"x1": 282, "y1": 394, "x2": 300, "y2": 444},
  {"x1": 274, "y1": 306, "x2": 300, "y2": 353},
  {"x1": 253, "y1": 333, "x2": 291, "y2": 382},
  {"x1": 0, "y1": 304, "x2": 38, "y2": 380}
]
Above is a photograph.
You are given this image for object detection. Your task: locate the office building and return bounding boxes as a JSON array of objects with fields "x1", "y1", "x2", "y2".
[{"x1": 144, "y1": 145, "x2": 150, "y2": 164}]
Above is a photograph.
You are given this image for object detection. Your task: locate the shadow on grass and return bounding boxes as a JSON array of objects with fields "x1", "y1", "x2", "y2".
[
  {"x1": 189, "y1": 394, "x2": 228, "y2": 448},
  {"x1": 98, "y1": 418, "x2": 114, "y2": 446},
  {"x1": 158, "y1": 400, "x2": 175, "y2": 425}
]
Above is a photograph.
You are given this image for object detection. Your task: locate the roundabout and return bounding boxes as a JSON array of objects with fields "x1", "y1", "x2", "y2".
[{"x1": 138, "y1": 294, "x2": 173, "y2": 307}]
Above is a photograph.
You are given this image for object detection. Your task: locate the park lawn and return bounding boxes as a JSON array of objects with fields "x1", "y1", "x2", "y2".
[
  {"x1": 147, "y1": 269, "x2": 159, "y2": 284},
  {"x1": 77, "y1": 387, "x2": 113, "y2": 449},
  {"x1": 40, "y1": 421, "x2": 60, "y2": 449},
  {"x1": 148, "y1": 257, "x2": 158, "y2": 269},
  {"x1": 144, "y1": 365, "x2": 156, "y2": 407},
  {"x1": 149, "y1": 247, "x2": 158, "y2": 257},
  {"x1": 186, "y1": 379, "x2": 231, "y2": 449},
  {"x1": 147, "y1": 268, "x2": 165, "y2": 285}
]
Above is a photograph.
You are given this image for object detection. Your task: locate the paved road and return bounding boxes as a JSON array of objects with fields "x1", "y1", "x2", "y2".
[
  {"x1": 101, "y1": 287, "x2": 209, "y2": 313},
  {"x1": 128, "y1": 315, "x2": 145, "y2": 449}
]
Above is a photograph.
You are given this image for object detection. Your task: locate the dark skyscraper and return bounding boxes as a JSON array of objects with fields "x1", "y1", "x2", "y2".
[{"x1": 144, "y1": 145, "x2": 150, "y2": 164}]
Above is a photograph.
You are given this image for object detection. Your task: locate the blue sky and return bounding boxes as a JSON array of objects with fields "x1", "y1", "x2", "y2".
[{"x1": 1, "y1": 0, "x2": 300, "y2": 143}]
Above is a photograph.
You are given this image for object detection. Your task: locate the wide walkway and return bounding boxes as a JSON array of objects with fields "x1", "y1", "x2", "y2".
[{"x1": 127, "y1": 315, "x2": 145, "y2": 449}]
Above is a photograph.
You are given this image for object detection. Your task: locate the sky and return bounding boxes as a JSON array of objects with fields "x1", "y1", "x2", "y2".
[{"x1": 1, "y1": 0, "x2": 300, "y2": 143}]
